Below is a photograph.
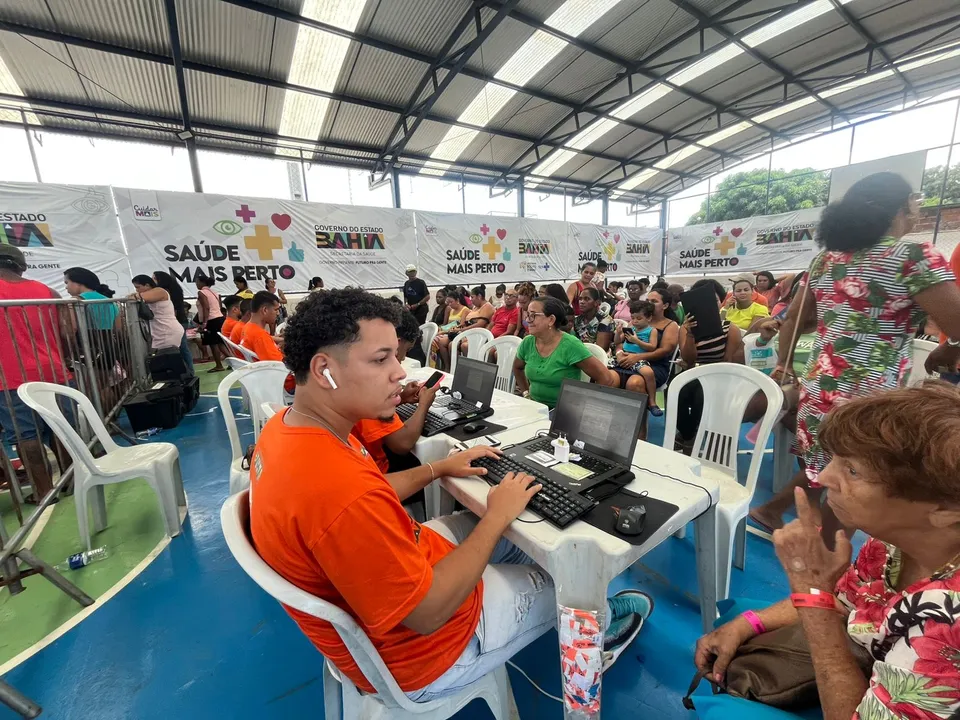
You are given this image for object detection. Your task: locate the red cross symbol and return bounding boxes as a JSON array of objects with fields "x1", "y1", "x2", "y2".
[
  {"x1": 236, "y1": 204, "x2": 257, "y2": 223},
  {"x1": 480, "y1": 223, "x2": 489, "y2": 234},
  {"x1": 602, "y1": 231, "x2": 609, "y2": 238},
  {"x1": 712, "y1": 226, "x2": 723, "y2": 236}
]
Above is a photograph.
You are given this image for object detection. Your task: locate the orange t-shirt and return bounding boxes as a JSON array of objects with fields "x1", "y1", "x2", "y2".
[
  {"x1": 221, "y1": 316, "x2": 237, "y2": 339},
  {"x1": 229, "y1": 320, "x2": 247, "y2": 345},
  {"x1": 250, "y1": 411, "x2": 481, "y2": 693},
  {"x1": 241, "y1": 322, "x2": 283, "y2": 361},
  {"x1": 352, "y1": 415, "x2": 404, "y2": 473}
]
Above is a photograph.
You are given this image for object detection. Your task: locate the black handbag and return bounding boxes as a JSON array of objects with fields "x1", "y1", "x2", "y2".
[{"x1": 137, "y1": 301, "x2": 154, "y2": 321}]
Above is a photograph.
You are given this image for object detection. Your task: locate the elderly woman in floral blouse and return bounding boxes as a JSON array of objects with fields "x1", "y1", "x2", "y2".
[{"x1": 697, "y1": 383, "x2": 960, "y2": 719}]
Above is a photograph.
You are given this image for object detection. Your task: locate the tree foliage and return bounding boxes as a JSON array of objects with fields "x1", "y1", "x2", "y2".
[
  {"x1": 920, "y1": 164, "x2": 960, "y2": 207},
  {"x1": 687, "y1": 168, "x2": 830, "y2": 225}
]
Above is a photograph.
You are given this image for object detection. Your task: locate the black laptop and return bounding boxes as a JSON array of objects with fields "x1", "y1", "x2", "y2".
[
  {"x1": 498, "y1": 380, "x2": 646, "y2": 497},
  {"x1": 396, "y1": 357, "x2": 498, "y2": 436}
]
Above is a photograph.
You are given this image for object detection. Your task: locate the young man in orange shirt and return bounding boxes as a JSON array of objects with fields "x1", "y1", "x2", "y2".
[
  {"x1": 241, "y1": 291, "x2": 283, "y2": 362},
  {"x1": 249, "y1": 289, "x2": 653, "y2": 702},
  {"x1": 228, "y1": 299, "x2": 251, "y2": 347},
  {"x1": 220, "y1": 296, "x2": 242, "y2": 339}
]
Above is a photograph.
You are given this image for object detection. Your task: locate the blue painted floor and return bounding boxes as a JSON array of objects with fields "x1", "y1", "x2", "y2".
[{"x1": 3, "y1": 395, "x2": 811, "y2": 719}]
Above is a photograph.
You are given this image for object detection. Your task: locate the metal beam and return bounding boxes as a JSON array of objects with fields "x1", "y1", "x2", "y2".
[
  {"x1": 664, "y1": 0, "x2": 852, "y2": 123},
  {"x1": 583, "y1": 14, "x2": 960, "y2": 194},
  {"x1": 827, "y1": 0, "x2": 916, "y2": 99},
  {"x1": 162, "y1": 0, "x2": 201, "y2": 192},
  {"x1": 375, "y1": 0, "x2": 518, "y2": 177}
]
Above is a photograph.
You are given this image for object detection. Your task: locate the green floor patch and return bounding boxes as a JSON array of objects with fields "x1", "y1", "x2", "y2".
[
  {"x1": 0, "y1": 478, "x2": 167, "y2": 666},
  {"x1": 196, "y1": 361, "x2": 232, "y2": 395}
]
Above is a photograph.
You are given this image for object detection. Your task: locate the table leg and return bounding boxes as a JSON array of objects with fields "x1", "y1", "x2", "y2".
[
  {"x1": 694, "y1": 504, "x2": 719, "y2": 634},
  {"x1": 547, "y1": 545, "x2": 610, "y2": 719}
]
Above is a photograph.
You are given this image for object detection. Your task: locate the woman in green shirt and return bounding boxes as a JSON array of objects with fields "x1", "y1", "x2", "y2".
[{"x1": 514, "y1": 297, "x2": 616, "y2": 409}]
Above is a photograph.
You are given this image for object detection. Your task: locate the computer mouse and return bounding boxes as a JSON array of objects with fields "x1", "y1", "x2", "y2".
[
  {"x1": 463, "y1": 422, "x2": 485, "y2": 434},
  {"x1": 613, "y1": 504, "x2": 646, "y2": 536}
]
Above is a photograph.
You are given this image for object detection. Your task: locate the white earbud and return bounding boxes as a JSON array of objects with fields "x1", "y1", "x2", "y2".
[{"x1": 322, "y1": 368, "x2": 338, "y2": 390}]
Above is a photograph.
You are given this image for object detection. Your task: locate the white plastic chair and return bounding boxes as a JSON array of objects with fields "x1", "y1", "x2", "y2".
[
  {"x1": 741, "y1": 333, "x2": 778, "y2": 375},
  {"x1": 18, "y1": 382, "x2": 185, "y2": 551},
  {"x1": 220, "y1": 491, "x2": 513, "y2": 720},
  {"x1": 219, "y1": 332, "x2": 258, "y2": 363},
  {"x1": 909, "y1": 338, "x2": 939, "y2": 386},
  {"x1": 218, "y1": 362, "x2": 289, "y2": 495},
  {"x1": 484, "y1": 335, "x2": 522, "y2": 393},
  {"x1": 662, "y1": 363, "x2": 783, "y2": 600},
  {"x1": 419, "y1": 322, "x2": 439, "y2": 359},
  {"x1": 581, "y1": 342, "x2": 609, "y2": 382},
  {"x1": 449, "y1": 328, "x2": 494, "y2": 377}
]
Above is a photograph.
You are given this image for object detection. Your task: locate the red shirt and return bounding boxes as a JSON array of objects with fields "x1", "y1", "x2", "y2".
[
  {"x1": 490, "y1": 305, "x2": 520, "y2": 338},
  {"x1": 0, "y1": 277, "x2": 69, "y2": 390},
  {"x1": 250, "y1": 411, "x2": 481, "y2": 693}
]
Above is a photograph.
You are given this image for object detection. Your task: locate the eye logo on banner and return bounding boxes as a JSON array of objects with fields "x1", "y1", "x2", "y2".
[
  {"x1": 160, "y1": 197, "x2": 302, "y2": 284},
  {"x1": 446, "y1": 223, "x2": 509, "y2": 274}
]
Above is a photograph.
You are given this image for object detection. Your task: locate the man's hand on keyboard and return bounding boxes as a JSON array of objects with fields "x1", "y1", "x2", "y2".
[
  {"x1": 487, "y1": 472, "x2": 542, "y2": 527},
  {"x1": 436, "y1": 445, "x2": 502, "y2": 478}
]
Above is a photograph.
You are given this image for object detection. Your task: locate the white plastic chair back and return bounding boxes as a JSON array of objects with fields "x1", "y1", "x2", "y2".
[
  {"x1": 218, "y1": 362, "x2": 289, "y2": 495},
  {"x1": 221, "y1": 492, "x2": 511, "y2": 719},
  {"x1": 17, "y1": 383, "x2": 117, "y2": 477},
  {"x1": 742, "y1": 333, "x2": 778, "y2": 375},
  {"x1": 484, "y1": 336, "x2": 522, "y2": 393},
  {"x1": 662, "y1": 363, "x2": 783, "y2": 599},
  {"x1": 450, "y1": 328, "x2": 493, "y2": 377},
  {"x1": 580, "y1": 342, "x2": 609, "y2": 382},
  {"x1": 419, "y1": 322, "x2": 439, "y2": 358},
  {"x1": 219, "y1": 332, "x2": 258, "y2": 362},
  {"x1": 225, "y1": 357, "x2": 250, "y2": 371},
  {"x1": 909, "y1": 338, "x2": 939, "y2": 386}
]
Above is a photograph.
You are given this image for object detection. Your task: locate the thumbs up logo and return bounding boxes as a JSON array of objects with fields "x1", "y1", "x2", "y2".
[
  {"x1": 737, "y1": 243, "x2": 748, "y2": 256},
  {"x1": 288, "y1": 242, "x2": 305, "y2": 262}
]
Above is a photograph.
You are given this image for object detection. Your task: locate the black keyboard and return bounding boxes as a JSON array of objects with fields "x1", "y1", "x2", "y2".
[
  {"x1": 525, "y1": 438, "x2": 617, "y2": 477},
  {"x1": 470, "y1": 455, "x2": 597, "y2": 529},
  {"x1": 396, "y1": 403, "x2": 456, "y2": 436},
  {"x1": 433, "y1": 395, "x2": 484, "y2": 418}
]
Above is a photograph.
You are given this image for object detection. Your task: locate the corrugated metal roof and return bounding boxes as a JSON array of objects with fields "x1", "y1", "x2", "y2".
[{"x1": 0, "y1": 0, "x2": 957, "y2": 202}]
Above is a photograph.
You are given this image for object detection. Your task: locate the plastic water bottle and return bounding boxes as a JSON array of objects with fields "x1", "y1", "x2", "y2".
[
  {"x1": 55, "y1": 546, "x2": 109, "y2": 572},
  {"x1": 136, "y1": 427, "x2": 160, "y2": 440}
]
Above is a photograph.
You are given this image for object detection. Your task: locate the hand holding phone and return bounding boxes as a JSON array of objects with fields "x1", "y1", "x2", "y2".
[{"x1": 424, "y1": 370, "x2": 444, "y2": 389}]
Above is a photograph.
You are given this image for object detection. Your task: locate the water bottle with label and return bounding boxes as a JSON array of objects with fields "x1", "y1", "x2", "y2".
[
  {"x1": 55, "y1": 546, "x2": 109, "y2": 572},
  {"x1": 135, "y1": 427, "x2": 160, "y2": 440}
]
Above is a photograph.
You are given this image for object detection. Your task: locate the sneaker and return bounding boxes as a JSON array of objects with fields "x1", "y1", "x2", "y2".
[
  {"x1": 648, "y1": 405, "x2": 663, "y2": 417},
  {"x1": 602, "y1": 590, "x2": 654, "y2": 671}
]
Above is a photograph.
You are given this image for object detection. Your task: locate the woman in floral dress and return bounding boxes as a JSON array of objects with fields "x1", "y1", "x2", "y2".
[
  {"x1": 697, "y1": 385, "x2": 960, "y2": 719},
  {"x1": 750, "y1": 173, "x2": 960, "y2": 539}
]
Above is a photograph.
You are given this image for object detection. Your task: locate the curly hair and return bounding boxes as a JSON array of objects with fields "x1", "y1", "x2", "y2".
[
  {"x1": 819, "y1": 382, "x2": 960, "y2": 504},
  {"x1": 395, "y1": 309, "x2": 421, "y2": 346},
  {"x1": 284, "y1": 289, "x2": 401, "y2": 383}
]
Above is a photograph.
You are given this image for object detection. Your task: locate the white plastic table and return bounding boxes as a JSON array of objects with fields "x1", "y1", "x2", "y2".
[{"x1": 439, "y1": 421, "x2": 719, "y2": 719}]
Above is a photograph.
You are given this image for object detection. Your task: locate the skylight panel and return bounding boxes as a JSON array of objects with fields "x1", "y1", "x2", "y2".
[{"x1": 277, "y1": 0, "x2": 368, "y2": 147}]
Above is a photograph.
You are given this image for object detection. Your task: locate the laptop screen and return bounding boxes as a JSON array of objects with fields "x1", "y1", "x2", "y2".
[
  {"x1": 450, "y1": 357, "x2": 498, "y2": 407},
  {"x1": 550, "y1": 380, "x2": 646, "y2": 465}
]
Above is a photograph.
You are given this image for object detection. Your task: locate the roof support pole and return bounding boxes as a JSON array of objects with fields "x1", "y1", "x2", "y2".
[{"x1": 163, "y1": 0, "x2": 202, "y2": 192}]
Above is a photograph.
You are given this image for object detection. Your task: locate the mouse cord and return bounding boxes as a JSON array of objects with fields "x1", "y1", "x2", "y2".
[
  {"x1": 506, "y1": 661, "x2": 563, "y2": 703},
  {"x1": 630, "y1": 463, "x2": 714, "y2": 523}
]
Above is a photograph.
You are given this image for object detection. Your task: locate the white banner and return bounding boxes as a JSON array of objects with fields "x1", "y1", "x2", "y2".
[
  {"x1": 0, "y1": 182, "x2": 130, "y2": 294},
  {"x1": 415, "y1": 212, "x2": 573, "y2": 286},
  {"x1": 569, "y1": 224, "x2": 662, "y2": 279},
  {"x1": 114, "y1": 188, "x2": 417, "y2": 295},
  {"x1": 665, "y1": 207, "x2": 823, "y2": 275}
]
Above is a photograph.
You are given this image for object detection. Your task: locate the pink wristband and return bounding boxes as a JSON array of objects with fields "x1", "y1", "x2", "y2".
[{"x1": 741, "y1": 610, "x2": 766, "y2": 635}]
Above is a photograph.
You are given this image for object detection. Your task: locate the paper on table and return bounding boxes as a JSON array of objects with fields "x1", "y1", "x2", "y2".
[{"x1": 553, "y1": 462, "x2": 594, "y2": 481}]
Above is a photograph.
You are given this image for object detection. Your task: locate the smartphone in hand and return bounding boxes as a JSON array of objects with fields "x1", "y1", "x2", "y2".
[{"x1": 424, "y1": 370, "x2": 444, "y2": 388}]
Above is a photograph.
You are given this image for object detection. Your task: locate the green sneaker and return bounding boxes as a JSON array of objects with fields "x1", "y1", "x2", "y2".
[{"x1": 602, "y1": 590, "x2": 654, "y2": 672}]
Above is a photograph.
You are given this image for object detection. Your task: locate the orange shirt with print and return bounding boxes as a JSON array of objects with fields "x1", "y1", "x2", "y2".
[
  {"x1": 241, "y1": 322, "x2": 283, "y2": 361},
  {"x1": 352, "y1": 415, "x2": 404, "y2": 473},
  {"x1": 249, "y1": 411, "x2": 481, "y2": 693},
  {"x1": 221, "y1": 316, "x2": 237, "y2": 339}
]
